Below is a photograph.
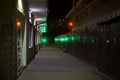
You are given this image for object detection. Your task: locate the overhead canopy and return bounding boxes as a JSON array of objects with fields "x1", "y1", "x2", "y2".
[{"x1": 25, "y1": 0, "x2": 48, "y2": 24}]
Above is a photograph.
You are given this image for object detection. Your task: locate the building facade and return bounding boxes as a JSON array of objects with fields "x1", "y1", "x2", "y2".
[
  {"x1": 55, "y1": 0, "x2": 120, "y2": 79},
  {"x1": 0, "y1": 0, "x2": 43, "y2": 80}
]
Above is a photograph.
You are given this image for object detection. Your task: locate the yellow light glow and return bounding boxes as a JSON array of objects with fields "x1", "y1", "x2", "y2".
[
  {"x1": 16, "y1": 21, "x2": 21, "y2": 28},
  {"x1": 69, "y1": 22, "x2": 73, "y2": 26}
]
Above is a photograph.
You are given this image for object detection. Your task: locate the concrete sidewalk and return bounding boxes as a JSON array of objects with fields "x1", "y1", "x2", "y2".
[{"x1": 19, "y1": 47, "x2": 106, "y2": 80}]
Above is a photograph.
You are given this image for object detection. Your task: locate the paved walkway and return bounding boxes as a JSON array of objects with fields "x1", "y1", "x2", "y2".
[{"x1": 19, "y1": 47, "x2": 106, "y2": 80}]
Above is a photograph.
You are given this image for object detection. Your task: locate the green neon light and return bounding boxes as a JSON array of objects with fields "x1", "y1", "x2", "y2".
[
  {"x1": 54, "y1": 38, "x2": 59, "y2": 42},
  {"x1": 38, "y1": 23, "x2": 47, "y2": 33},
  {"x1": 42, "y1": 37, "x2": 48, "y2": 44}
]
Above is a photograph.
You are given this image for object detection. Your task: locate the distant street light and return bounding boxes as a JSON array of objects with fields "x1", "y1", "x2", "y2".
[
  {"x1": 68, "y1": 21, "x2": 73, "y2": 30},
  {"x1": 69, "y1": 22, "x2": 73, "y2": 26}
]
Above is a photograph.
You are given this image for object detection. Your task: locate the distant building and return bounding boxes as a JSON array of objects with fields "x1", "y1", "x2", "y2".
[{"x1": 66, "y1": 0, "x2": 120, "y2": 31}]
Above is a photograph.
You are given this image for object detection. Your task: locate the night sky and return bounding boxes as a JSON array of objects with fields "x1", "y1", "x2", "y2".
[
  {"x1": 48, "y1": 0, "x2": 73, "y2": 19},
  {"x1": 46, "y1": 0, "x2": 73, "y2": 41}
]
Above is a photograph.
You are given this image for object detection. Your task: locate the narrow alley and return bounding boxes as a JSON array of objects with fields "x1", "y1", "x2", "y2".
[
  {"x1": 0, "y1": 0, "x2": 120, "y2": 80},
  {"x1": 19, "y1": 46, "x2": 107, "y2": 80}
]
